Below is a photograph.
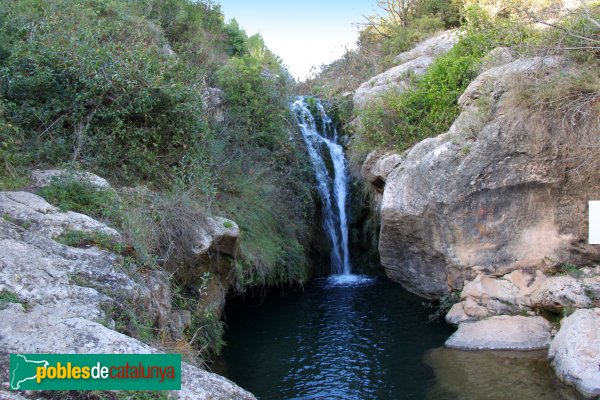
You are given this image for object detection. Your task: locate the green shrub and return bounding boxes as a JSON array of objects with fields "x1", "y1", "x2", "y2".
[
  {"x1": 0, "y1": 0, "x2": 207, "y2": 184},
  {"x1": 356, "y1": 9, "x2": 534, "y2": 152},
  {"x1": 0, "y1": 289, "x2": 28, "y2": 310},
  {"x1": 0, "y1": 100, "x2": 30, "y2": 190},
  {"x1": 216, "y1": 55, "x2": 290, "y2": 148},
  {"x1": 38, "y1": 175, "x2": 120, "y2": 222},
  {"x1": 54, "y1": 229, "x2": 130, "y2": 255},
  {"x1": 423, "y1": 290, "x2": 461, "y2": 322},
  {"x1": 553, "y1": 263, "x2": 584, "y2": 278}
]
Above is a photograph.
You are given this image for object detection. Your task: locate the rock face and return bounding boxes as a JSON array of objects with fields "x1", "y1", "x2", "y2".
[
  {"x1": 0, "y1": 191, "x2": 254, "y2": 399},
  {"x1": 445, "y1": 315, "x2": 552, "y2": 350},
  {"x1": 202, "y1": 87, "x2": 225, "y2": 122},
  {"x1": 361, "y1": 55, "x2": 600, "y2": 299},
  {"x1": 353, "y1": 30, "x2": 458, "y2": 110},
  {"x1": 549, "y1": 308, "x2": 600, "y2": 398}
]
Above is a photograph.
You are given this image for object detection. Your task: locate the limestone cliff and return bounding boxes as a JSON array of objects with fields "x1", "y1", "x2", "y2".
[
  {"x1": 355, "y1": 33, "x2": 600, "y2": 397},
  {"x1": 361, "y1": 54, "x2": 600, "y2": 299},
  {"x1": 0, "y1": 175, "x2": 254, "y2": 399}
]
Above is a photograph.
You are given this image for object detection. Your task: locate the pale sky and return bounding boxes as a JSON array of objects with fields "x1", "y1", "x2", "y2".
[{"x1": 218, "y1": 0, "x2": 380, "y2": 81}]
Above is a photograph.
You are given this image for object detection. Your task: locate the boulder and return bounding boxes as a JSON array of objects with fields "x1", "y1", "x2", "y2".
[
  {"x1": 445, "y1": 301, "x2": 473, "y2": 325},
  {"x1": 363, "y1": 55, "x2": 600, "y2": 299},
  {"x1": 460, "y1": 270, "x2": 545, "y2": 316},
  {"x1": 191, "y1": 217, "x2": 240, "y2": 259},
  {"x1": 445, "y1": 315, "x2": 552, "y2": 350},
  {"x1": 31, "y1": 169, "x2": 111, "y2": 189},
  {"x1": 549, "y1": 308, "x2": 600, "y2": 398},
  {"x1": 361, "y1": 152, "x2": 403, "y2": 194},
  {"x1": 448, "y1": 269, "x2": 593, "y2": 323},
  {"x1": 532, "y1": 275, "x2": 592, "y2": 313},
  {"x1": 353, "y1": 30, "x2": 458, "y2": 110}
]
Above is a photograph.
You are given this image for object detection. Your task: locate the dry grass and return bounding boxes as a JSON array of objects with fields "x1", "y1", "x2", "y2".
[
  {"x1": 120, "y1": 189, "x2": 209, "y2": 279},
  {"x1": 509, "y1": 63, "x2": 600, "y2": 175}
]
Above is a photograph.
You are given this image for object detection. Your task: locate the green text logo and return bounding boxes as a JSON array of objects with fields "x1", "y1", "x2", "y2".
[{"x1": 10, "y1": 354, "x2": 181, "y2": 390}]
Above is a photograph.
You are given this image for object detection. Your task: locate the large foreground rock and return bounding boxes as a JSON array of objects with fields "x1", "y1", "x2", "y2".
[
  {"x1": 362, "y1": 55, "x2": 600, "y2": 298},
  {"x1": 353, "y1": 30, "x2": 458, "y2": 110},
  {"x1": 0, "y1": 191, "x2": 254, "y2": 399},
  {"x1": 549, "y1": 308, "x2": 600, "y2": 398},
  {"x1": 445, "y1": 315, "x2": 552, "y2": 350}
]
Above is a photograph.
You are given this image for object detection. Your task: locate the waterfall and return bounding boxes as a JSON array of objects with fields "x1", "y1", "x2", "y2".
[{"x1": 291, "y1": 97, "x2": 351, "y2": 276}]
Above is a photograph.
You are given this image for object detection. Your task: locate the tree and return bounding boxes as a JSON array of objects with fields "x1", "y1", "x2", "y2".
[{"x1": 362, "y1": 0, "x2": 422, "y2": 38}]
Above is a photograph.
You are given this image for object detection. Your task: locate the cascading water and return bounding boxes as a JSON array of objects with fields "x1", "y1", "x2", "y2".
[{"x1": 291, "y1": 97, "x2": 352, "y2": 276}]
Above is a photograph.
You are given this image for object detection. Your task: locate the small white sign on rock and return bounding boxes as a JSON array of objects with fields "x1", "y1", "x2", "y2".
[{"x1": 590, "y1": 201, "x2": 600, "y2": 244}]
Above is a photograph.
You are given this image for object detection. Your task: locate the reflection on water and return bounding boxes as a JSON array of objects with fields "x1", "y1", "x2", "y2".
[{"x1": 217, "y1": 277, "x2": 578, "y2": 400}]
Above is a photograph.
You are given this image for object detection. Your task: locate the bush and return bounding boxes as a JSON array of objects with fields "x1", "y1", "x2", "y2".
[
  {"x1": 356, "y1": 8, "x2": 534, "y2": 152},
  {"x1": 0, "y1": 100, "x2": 30, "y2": 190},
  {"x1": 0, "y1": 0, "x2": 207, "y2": 184},
  {"x1": 120, "y1": 190, "x2": 208, "y2": 273},
  {"x1": 38, "y1": 174, "x2": 121, "y2": 222},
  {"x1": 216, "y1": 55, "x2": 290, "y2": 148}
]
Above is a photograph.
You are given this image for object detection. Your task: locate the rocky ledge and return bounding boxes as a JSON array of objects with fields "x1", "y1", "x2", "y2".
[
  {"x1": 353, "y1": 29, "x2": 459, "y2": 110},
  {"x1": 0, "y1": 175, "x2": 254, "y2": 399}
]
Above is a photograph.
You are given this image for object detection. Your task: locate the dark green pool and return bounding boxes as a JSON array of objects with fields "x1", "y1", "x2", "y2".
[{"x1": 215, "y1": 275, "x2": 579, "y2": 400}]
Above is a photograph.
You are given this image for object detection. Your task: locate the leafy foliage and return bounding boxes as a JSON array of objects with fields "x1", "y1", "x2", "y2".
[
  {"x1": 356, "y1": 7, "x2": 535, "y2": 152},
  {"x1": 0, "y1": 0, "x2": 209, "y2": 184},
  {"x1": 38, "y1": 175, "x2": 120, "y2": 222}
]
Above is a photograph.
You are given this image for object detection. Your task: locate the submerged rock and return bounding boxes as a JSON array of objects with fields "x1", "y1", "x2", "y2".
[
  {"x1": 445, "y1": 315, "x2": 552, "y2": 350},
  {"x1": 425, "y1": 347, "x2": 577, "y2": 400},
  {"x1": 549, "y1": 308, "x2": 600, "y2": 398}
]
